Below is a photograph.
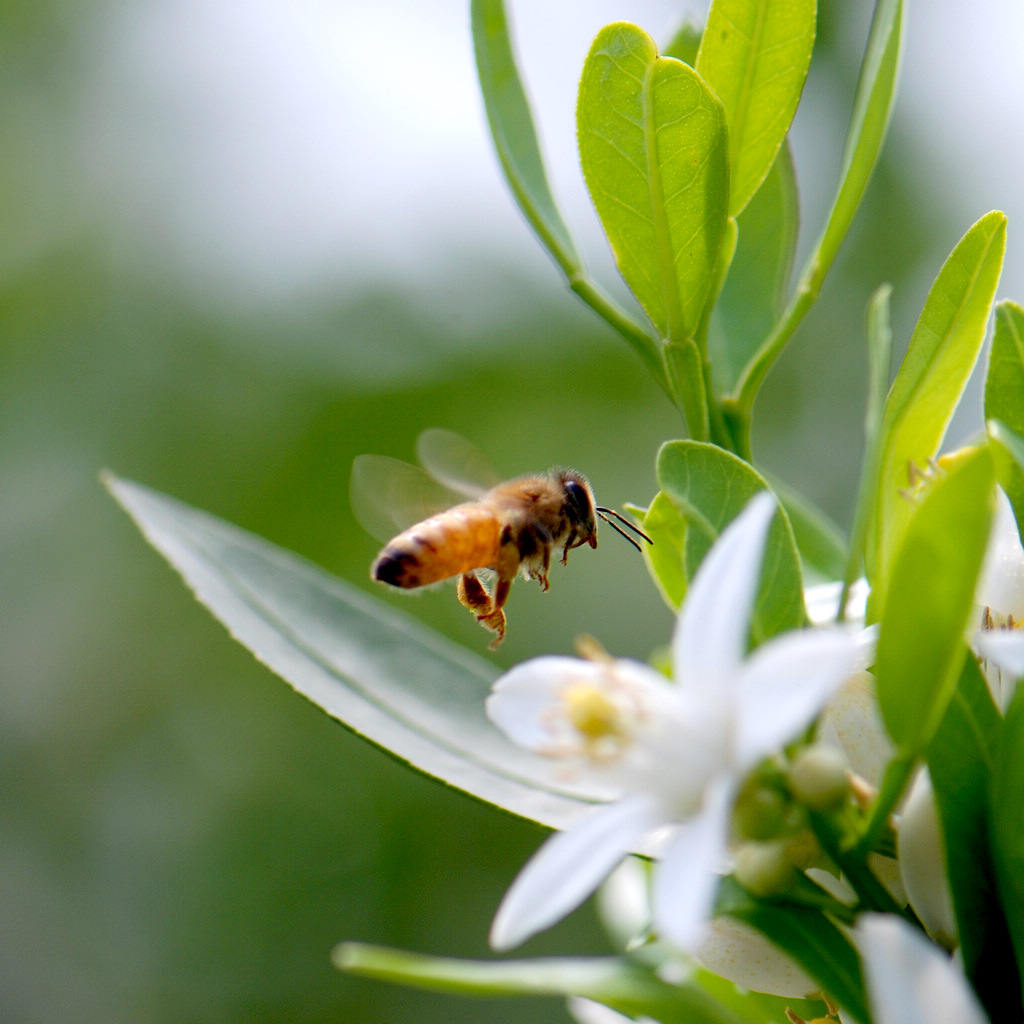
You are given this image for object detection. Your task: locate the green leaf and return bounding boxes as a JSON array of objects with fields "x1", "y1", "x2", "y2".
[
  {"x1": 990, "y1": 687, "x2": 1024, "y2": 1004},
  {"x1": 873, "y1": 446, "x2": 995, "y2": 752},
  {"x1": 470, "y1": 0, "x2": 664, "y2": 387},
  {"x1": 696, "y1": 0, "x2": 816, "y2": 217},
  {"x1": 734, "y1": 0, "x2": 905, "y2": 412},
  {"x1": 928, "y1": 655, "x2": 1017, "y2": 1021},
  {"x1": 335, "y1": 946, "x2": 746, "y2": 1024},
  {"x1": 471, "y1": 0, "x2": 579, "y2": 273},
  {"x1": 842, "y1": 285, "x2": 894, "y2": 612},
  {"x1": 656, "y1": 441, "x2": 805, "y2": 641},
  {"x1": 710, "y1": 143, "x2": 799, "y2": 395},
  {"x1": 985, "y1": 301, "x2": 1024, "y2": 521},
  {"x1": 577, "y1": 22, "x2": 730, "y2": 343},
  {"x1": 866, "y1": 211, "x2": 1006, "y2": 595},
  {"x1": 104, "y1": 475, "x2": 606, "y2": 829},
  {"x1": 715, "y1": 879, "x2": 869, "y2": 1024},
  {"x1": 637, "y1": 490, "x2": 689, "y2": 612}
]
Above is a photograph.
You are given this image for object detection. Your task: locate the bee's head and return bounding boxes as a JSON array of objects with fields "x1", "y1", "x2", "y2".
[
  {"x1": 554, "y1": 469, "x2": 599, "y2": 548},
  {"x1": 555, "y1": 468, "x2": 653, "y2": 554}
]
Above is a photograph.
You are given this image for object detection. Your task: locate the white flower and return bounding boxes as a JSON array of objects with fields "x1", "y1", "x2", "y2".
[
  {"x1": 858, "y1": 914, "x2": 988, "y2": 1024},
  {"x1": 975, "y1": 487, "x2": 1024, "y2": 708},
  {"x1": 486, "y1": 493, "x2": 858, "y2": 952}
]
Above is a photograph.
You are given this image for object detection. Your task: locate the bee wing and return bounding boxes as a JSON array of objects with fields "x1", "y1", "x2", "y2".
[
  {"x1": 415, "y1": 428, "x2": 500, "y2": 499},
  {"x1": 350, "y1": 454, "x2": 466, "y2": 542}
]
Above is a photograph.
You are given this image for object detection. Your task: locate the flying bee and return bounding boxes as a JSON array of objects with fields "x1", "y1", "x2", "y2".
[{"x1": 351, "y1": 429, "x2": 651, "y2": 648}]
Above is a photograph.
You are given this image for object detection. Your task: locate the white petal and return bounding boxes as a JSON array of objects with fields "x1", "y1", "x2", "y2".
[
  {"x1": 696, "y1": 916, "x2": 817, "y2": 999},
  {"x1": 651, "y1": 779, "x2": 732, "y2": 952},
  {"x1": 976, "y1": 629, "x2": 1024, "y2": 678},
  {"x1": 734, "y1": 629, "x2": 856, "y2": 768},
  {"x1": 818, "y1": 671, "x2": 893, "y2": 788},
  {"x1": 858, "y1": 914, "x2": 987, "y2": 1024},
  {"x1": 977, "y1": 486, "x2": 1024, "y2": 619},
  {"x1": 852, "y1": 622, "x2": 879, "y2": 671},
  {"x1": 674, "y1": 492, "x2": 777, "y2": 694},
  {"x1": 898, "y1": 769, "x2": 957, "y2": 948},
  {"x1": 486, "y1": 656, "x2": 605, "y2": 750},
  {"x1": 489, "y1": 795, "x2": 660, "y2": 951}
]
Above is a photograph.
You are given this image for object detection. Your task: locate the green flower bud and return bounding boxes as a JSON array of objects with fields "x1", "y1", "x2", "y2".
[
  {"x1": 734, "y1": 841, "x2": 800, "y2": 898},
  {"x1": 788, "y1": 744, "x2": 850, "y2": 811}
]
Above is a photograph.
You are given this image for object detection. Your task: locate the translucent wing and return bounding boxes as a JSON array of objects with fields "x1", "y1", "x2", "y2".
[
  {"x1": 416, "y1": 428, "x2": 500, "y2": 498},
  {"x1": 350, "y1": 455, "x2": 464, "y2": 542},
  {"x1": 352, "y1": 429, "x2": 502, "y2": 542}
]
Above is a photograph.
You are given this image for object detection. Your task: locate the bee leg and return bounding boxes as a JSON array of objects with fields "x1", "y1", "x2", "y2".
[
  {"x1": 458, "y1": 572, "x2": 507, "y2": 647},
  {"x1": 560, "y1": 531, "x2": 578, "y2": 566},
  {"x1": 516, "y1": 524, "x2": 557, "y2": 589},
  {"x1": 535, "y1": 545, "x2": 551, "y2": 591}
]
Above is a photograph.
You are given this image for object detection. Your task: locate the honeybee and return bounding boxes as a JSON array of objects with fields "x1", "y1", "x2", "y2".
[{"x1": 352, "y1": 429, "x2": 651, "y2": 647}]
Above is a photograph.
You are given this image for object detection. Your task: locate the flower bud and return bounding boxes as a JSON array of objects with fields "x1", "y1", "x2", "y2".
[
  {"x1": 788, "y1": 744, "x2": 850, "y2": 812},
  {"x1": 734, "y1": 841, "x2": 800, "y2": 898},
  {"x1": 733, "y1": 781, "x2": 790, "y2": 841}
]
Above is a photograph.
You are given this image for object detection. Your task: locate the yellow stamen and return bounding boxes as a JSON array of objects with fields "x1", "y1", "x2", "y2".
[{"x1": 563, "y1": 682, "x2": 624, "y2": 742}]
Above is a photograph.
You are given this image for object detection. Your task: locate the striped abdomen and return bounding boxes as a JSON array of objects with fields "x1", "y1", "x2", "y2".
[{"x1": 372, "y1": 504, "x2": 502, "y2": 588}]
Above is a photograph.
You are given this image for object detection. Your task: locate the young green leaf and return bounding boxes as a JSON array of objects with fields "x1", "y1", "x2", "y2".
[
  {"x1": 985, "y1": 301, "x2": 1024, "y2": 521},
  {"x1": 710, "y1": 144, "x2": 799, "y2": 395},
  {"x1": 577, "y1": 22, "x2": 729, "y2": 343},
  {"x1": 734, "y1": 0, "x2": 905, "y2": 413},
  {"x1": 637, "y1": 490, "x2": 689, "y2": 612},
  {"x1": 873, "y1": 446, "x2": 995, "y2": 753},
  {"x1": 867, "y1": 211, "x2": 1006, "y2": 595},
  {"x1": 696, "y1": 0, "x2": 816, "y2": 218},
  {"x1": 470, "y1": 0, "x2": 664, "y2": 386},
  {"x1": 656, "y1": 441, "x2": 805, "y2": 640},
  {"x1": 990, "y1": 687, "x2": 1024, "y2": 999},
  {"x1": 104, "y1": 475, "x2": 607, "y2": 829},
  {"x1": 335, "y1": 946, "x2": 746, "y2": 1024},
  {"x1": 928, "y1": 655, "x2": 1017, "y2": 1021}
]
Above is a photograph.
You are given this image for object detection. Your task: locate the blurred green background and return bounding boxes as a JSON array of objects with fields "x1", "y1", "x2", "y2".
[{"x1": 2, "y1": 1, "x2": 1020, "y2": 1021}]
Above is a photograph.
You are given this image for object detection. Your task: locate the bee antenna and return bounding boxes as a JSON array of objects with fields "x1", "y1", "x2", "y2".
[{"x1": 596, "y1": 507, "x2": 653, "y2": 552}]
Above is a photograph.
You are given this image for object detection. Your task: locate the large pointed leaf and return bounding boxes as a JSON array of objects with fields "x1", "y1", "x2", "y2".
[
  {"x1": 336, "y1": 947, "x2": 745, "y2": 1024},
  {"x1": 577, "y1": 22, "x2": 729, "y2": 342},
  {"x1": 867, "y1": 210, "x2": 1006, "y2": 594},
  {"x1": 696, "y1": 0, "x2": 815, "y2": 217},
  {"x1": 105, "y1": 475, "x2": 610, "y2": 828}
]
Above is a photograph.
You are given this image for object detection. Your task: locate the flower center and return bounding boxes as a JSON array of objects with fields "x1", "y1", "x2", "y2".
[{"x1": 563, "y1": 682, "x2": 624, "y2": 741}]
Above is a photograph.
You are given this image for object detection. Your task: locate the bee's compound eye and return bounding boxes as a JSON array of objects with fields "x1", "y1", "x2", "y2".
[{"x1": 564, "y1": 479, "x2": 593, "y2": 522}]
